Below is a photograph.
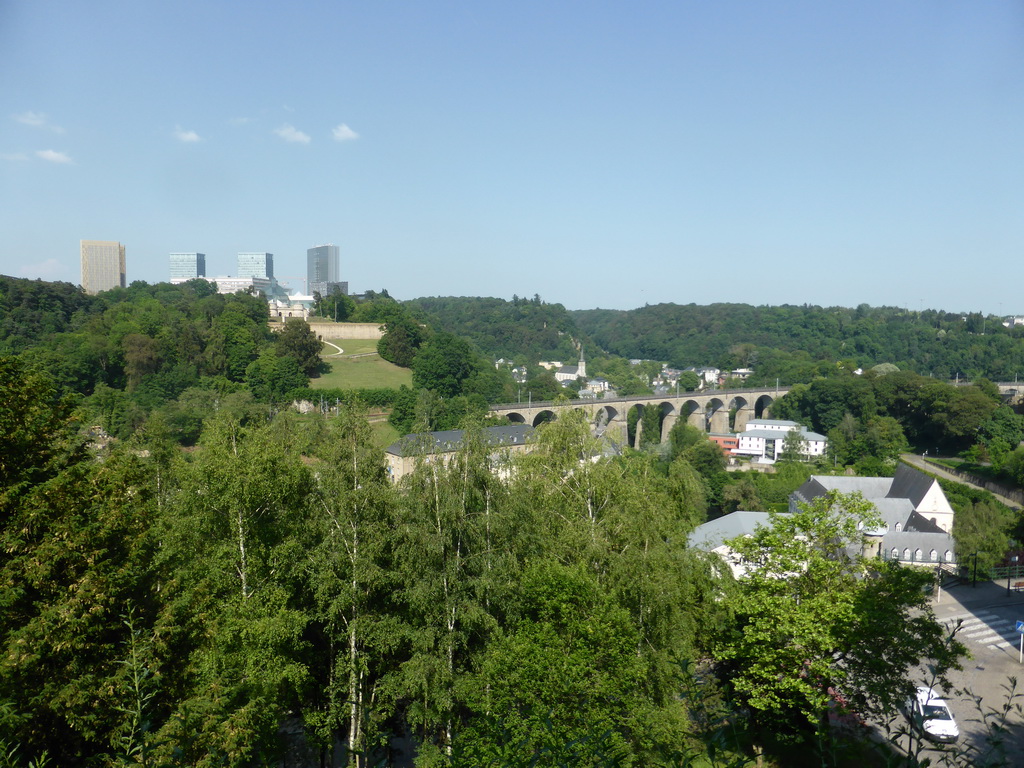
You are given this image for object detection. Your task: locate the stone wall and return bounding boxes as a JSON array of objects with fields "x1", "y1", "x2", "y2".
[{"x1": 270, "y1": 321, "x2": 383, "y2": 340}]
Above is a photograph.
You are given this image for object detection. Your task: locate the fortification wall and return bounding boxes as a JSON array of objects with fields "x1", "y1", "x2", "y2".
[{"x1": 270, "y1": 321, "x2": 383, "y2": 340}]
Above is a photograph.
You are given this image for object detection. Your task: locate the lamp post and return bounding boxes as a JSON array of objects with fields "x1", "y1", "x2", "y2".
[{"x1": 1007, "y1": 555, "x2": 1019, "y2": 596}]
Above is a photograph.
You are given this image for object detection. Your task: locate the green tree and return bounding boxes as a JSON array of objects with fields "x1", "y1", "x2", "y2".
[
  {"x1": 715, "y1": 491, "x2": 965, "y2": 743},
  {"x1": 152, "y1": 416, "x2": 314, "y2": 765},
  {"x1": 778, "y1": 427, "x2": 808, "y2": 463},
  {"x1": 304, "y1": 408, "x2": 400, "y2": 766},
  {"x1": 952, "y1": 500, "x2": 1014, "y2": 573},
  {"x1": 377, "y1": 316, "x2": 424, "y2": 368},
  {"x1": 245, "y1": 348, "x2": 308, "y2": 403},
  {"x1": 275, "y1": 317, "x2": 323, "y2": 377},
  {"x1": 412, "y1": 332, "x2": 479, "y2": 399}
]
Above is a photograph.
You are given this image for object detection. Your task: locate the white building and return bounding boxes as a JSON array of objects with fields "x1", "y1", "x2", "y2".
[
  {"x1": 555, "y1": 350, "x2": 587, "y2": 385},
  {"x1": 80, "y1": 240, "x2": 126, "y2": 294},
  {"x1": 734, "y1": 419, "x2": 827, "y2": 463}
]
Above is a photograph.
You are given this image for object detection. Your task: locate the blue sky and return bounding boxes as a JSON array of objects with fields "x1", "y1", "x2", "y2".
[{"x1": 1, "y1": 1, "x2": 1022, "y2": 313}]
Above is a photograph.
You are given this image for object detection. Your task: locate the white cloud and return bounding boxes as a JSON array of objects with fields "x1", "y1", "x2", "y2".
[
  {"x1": 273, "y1": 124, "x2": 311, "y2": 144},
  {"x1": 174, "y1": 126, "x2": 202, "y2": 143},
  {"x1": 36, "y1": 149, "x2": 73, "y2": 164},
  {"x1": 332, "y1": 123, "x2": 359, "y2": 142},
  {"x1": 14, "y1": 111, "x2": 63, "y2": 133},
  {"x1": 18, "y1": 258, "x2": 61, "y2": 279}
]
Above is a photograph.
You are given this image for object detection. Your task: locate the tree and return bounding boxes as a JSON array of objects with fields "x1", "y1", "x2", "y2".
[
  {"x1": 275, "y1": 317, "x2": 323, "y2": 377},
  {"x1": 677, "y1": 370, "x2": 701, "y2": 392},
  {"x1": 412, "y1": 333, "x2": 479, "y2": 399},
  {"x1": 456, "y1": 562, "x2": 650, "y2": 765},
  {"x1": 377, "y1": 316, "x2": 424, "y2": 367},
  {"x1": 245, "y1": 348, "x2": 308, "y2": 403},
  {"x1": 778, "y1": 427, "x2": 808, "y2": 463},
  {"x1": 722, "y1": 478, "x2": 764, "y2": 513},
  {"x1": 715, "y1": 491, "x2": 965, "y2": 742},
  {"x1": 952, "y1": 500, "x2": 1014, "y2": 573},
  {"x1": 152, "y1": 416, "x2": 314, "y2": 765},
  {"x1": 304, "y1": 408, "x2": 399, "y2": 766}
]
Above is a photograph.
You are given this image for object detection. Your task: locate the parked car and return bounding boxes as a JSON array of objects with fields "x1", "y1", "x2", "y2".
[{"x1": 908, "y1": 686, "x2": 959, "y2": 743}]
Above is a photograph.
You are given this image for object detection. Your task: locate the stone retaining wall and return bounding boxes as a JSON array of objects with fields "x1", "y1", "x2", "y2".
[{"x1": 270, "y1": 321, "x2": 383, "y2": 340}]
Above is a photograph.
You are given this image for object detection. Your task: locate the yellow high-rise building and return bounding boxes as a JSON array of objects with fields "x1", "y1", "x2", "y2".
[{"x1": 80, "y1": 240, "x2": 126, "y2": 294}]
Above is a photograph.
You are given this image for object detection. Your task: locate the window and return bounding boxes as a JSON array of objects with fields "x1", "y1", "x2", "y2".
[
  {"x1": 903, "y1": 548, "x2": 911, "y2": 561},
  {"x1": 915, "y1": 548, "x2": 923, "y2": 561},
  {"x1": 930, "y1": 549, "x2": 938, "y2": 562},
  {"x1": 944, "y1": 550, "x2": 953, "y2": 562},
  {"x1": 895, "y1": 522, "x2": 902, "y2": 532},
  {"x1": 892, "y1": 547, "x2": 899, "y2": 560}
]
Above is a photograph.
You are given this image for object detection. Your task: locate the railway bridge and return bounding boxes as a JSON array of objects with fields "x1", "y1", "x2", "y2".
[{"x1": 489, "y1": 385, "x2": 791, "y2": 447}]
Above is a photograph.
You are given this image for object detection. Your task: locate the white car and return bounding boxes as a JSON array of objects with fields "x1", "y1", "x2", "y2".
[{"x1": 908, "y1": 686, "x2": 959, "y2": 744}]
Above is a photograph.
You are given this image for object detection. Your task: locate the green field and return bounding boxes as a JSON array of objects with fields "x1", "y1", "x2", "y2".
[{"x1": 311, "y1": 338, "x2": 414, "y2": 391}]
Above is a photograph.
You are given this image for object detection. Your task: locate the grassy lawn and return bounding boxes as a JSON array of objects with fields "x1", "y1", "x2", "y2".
[
  {"x1": 311, "y1": 342, "x2": 413, "y2": 391},
  {"x1": 370, "y1": 420, "x2": 400, "y2": 449},
  {"x1": 319, "y1": 338, "x2": 380, "y2": 356}
]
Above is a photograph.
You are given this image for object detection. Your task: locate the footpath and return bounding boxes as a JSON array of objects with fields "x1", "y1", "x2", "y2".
[{"x1": 900, "y1": 453, "x2": 1023, "y2": 510}]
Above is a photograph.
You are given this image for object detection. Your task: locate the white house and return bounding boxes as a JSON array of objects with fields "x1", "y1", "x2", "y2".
[{"x1": 733, "y1": 419, "x2": 827, "y2": 463}]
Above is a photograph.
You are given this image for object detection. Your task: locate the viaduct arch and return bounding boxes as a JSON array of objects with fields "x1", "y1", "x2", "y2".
[{"x1": 490, "y1": 386, "x2": 789, "y2": 448}]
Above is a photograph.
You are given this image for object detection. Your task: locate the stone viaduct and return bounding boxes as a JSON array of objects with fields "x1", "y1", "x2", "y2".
[{"x1": 489, "y1": 385, "x2": 791, "y2": 447}]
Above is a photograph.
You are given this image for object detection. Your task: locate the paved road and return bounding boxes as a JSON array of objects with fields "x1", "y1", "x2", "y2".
[{"x1": 880, "y1": 580, "x2": 1024, "y2": 764}]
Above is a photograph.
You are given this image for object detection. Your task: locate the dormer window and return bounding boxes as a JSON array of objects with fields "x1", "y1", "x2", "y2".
[{"x1": 895, "y1": 522, "x2": 902, "y2": 532}]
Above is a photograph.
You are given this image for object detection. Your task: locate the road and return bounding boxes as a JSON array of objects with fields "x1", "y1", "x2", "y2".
[
  {"x1": 878, "y1": 580, "x2": 1024, "y2": 764},
  {"x1": 900, "y1": 454, "x2": 1022, "y2": 510}
]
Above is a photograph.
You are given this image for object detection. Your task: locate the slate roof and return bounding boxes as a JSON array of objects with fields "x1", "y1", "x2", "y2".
[
  {"x1": 789, "y1": 465, "x2": 956, "y2": 559},
  {"x1": 688, "y1": 511, "x2": 787, "y2": 551},
  {"x1": 745, "y1": 419, "x2": 800, "y2": 429},
  {"x1": 742, "y1": 428, "x2": 827, "y2": 442},
  {"x1": 386, "y1": 424, "x2": 534, "y2": 457},
  {"x1": 887, "y1": 463, "x2": 935, "y2": 506}
]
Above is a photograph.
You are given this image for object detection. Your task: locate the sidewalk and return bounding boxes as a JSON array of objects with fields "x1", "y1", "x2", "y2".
[{"x1": 931, "y1": 578, "x2": 1024, "y2": 619}]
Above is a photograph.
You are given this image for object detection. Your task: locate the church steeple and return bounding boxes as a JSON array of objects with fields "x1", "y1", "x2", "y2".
[{"x1": 578, "y1": 346, "x2": 586, "y2": 379}]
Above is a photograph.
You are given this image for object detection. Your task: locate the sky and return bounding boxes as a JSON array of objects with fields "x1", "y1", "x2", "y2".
[{"x1": 1, "y1": 1, "x2": 1022, "y2": 314}]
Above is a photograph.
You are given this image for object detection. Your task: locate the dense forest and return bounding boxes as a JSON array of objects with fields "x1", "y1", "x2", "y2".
[
  {"x1": 2, "y1": 359, "x2": 970, "y2": 767},
  {"x1": 406, "y1": 296, "x2": 1024, "y2": 385},
  {"x1": 1, "y1": 275, "x2": 1022, "y2": 766}
]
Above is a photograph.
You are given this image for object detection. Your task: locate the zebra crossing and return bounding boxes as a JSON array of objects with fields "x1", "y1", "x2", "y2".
[{"x1": 942, "y1": 611, "x2": 1023, "y2": 652}]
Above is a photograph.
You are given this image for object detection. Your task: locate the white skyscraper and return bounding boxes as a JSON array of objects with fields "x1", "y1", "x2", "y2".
[{"x1": 80, "y1": 240, "x2": 126, "y2": 294}]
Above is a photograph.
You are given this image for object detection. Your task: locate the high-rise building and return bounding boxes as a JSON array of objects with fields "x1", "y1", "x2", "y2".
[
  {"x1": 307, "y1": 243, "x2": 343, "y2": 296},
  {"x1": 80, "y1": 240, "x2": 126, "y2": 294},
  {"x1": 169, "y1": 252, "x2": 206, "y2": 283},
  {"x1": 237, "y1": 252, "x2": 274, "y2": 279}
]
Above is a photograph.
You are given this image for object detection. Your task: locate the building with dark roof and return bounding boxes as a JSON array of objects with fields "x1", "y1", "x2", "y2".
[
  {"x1": 789, "y1": 464, "x2": 956, "y2": 565},
  {"x1": 385, "y1": 424, "x2": 535, "y2": 482}
]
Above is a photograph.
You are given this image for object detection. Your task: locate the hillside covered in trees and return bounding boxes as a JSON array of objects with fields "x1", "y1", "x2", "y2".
[
  {"x1": 571, "y1": 302, "x2": 1024, "y2": 383},
  {"x1": 1, "y1": 276, "x2": 1022, "y2": 766}
]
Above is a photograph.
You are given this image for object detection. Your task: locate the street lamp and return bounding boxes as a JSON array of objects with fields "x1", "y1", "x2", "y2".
[{"x1": 1007, "y1": 555, "x2": 1019, "y2": 596}]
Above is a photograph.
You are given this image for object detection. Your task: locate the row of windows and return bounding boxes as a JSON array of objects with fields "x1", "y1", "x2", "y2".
[{"x1": 890, "y1": 547, "x2": 953, "y2": 563}]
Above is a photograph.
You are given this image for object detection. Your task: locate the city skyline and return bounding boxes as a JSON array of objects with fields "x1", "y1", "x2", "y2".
[{"x1": 2, "y1": 2, "x2": 1023, "y2": 314}]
